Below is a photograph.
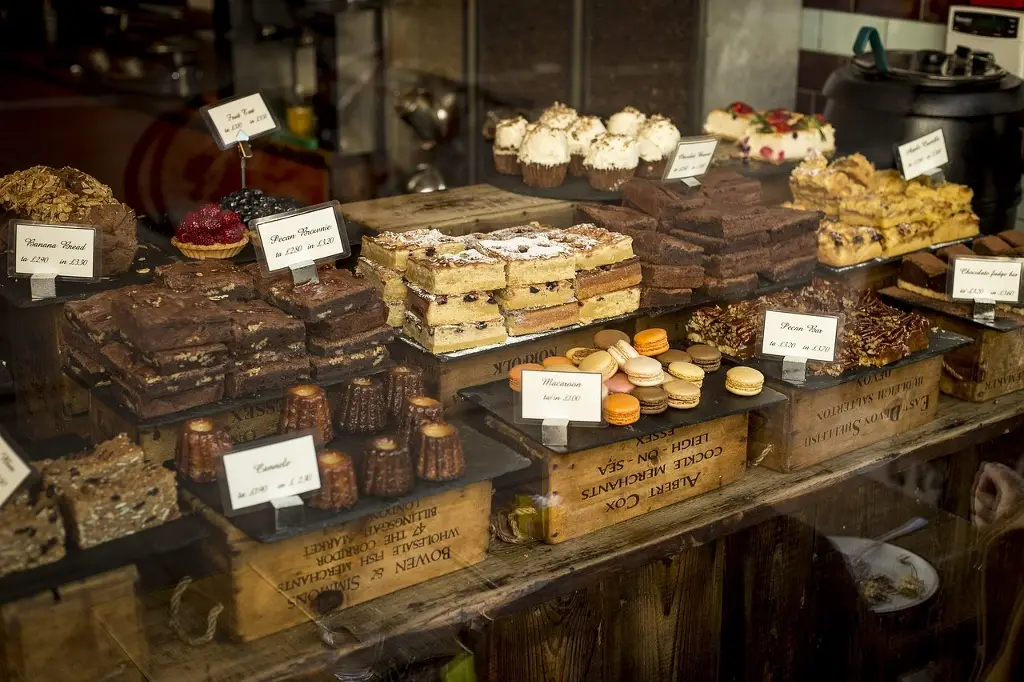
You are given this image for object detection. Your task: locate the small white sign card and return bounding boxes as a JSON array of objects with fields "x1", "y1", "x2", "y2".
[
  {"x1": 8, "y1": 222, "x2": 99, "y2": 281},
  {"x1": 221, "y1": 433, "x2": 321, "y2": 513},
  {"x1": 251, "y1": 200, "x2": 351, "y2": 275},
  {"x1": 0, "y1": 433, "x2": 31, "y2": 507},
  {"x1": 948, "y1": 256, "x2": 1024, "y2": 304},
  {"x1": 200, "y1": 92, "x2": 279, "y2": 150},
  {"x1": 662, "y1": 136, "x2": 719, "y2": 182},
  {"x1": 896, "y1": 129, "x2": 949, "y2": 181},
  {"x1": 760, "y1": 309, "x2": 842, "y2": 363},
  {"x1": 520, "y1": 370, "x2": 604, "y2": 423}
]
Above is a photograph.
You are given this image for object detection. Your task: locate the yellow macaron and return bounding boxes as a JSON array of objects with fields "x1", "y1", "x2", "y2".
[
  {"x1": 725, "y1": 366, "x2": 765, "y2": 396},
  {"x1": 667, "y1": 361, "x2": 705, "y2": 388},
  {"x1": 664, "y1": 380, "x2": 701, "y2": 409}
]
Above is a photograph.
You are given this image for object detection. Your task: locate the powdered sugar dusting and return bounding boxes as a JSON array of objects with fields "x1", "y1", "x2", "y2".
[
  {"x1": 478, "y1": 236, "x2": 574, "y2": 261},
  {"x1": 370, "y1": 229, "x2": 461, "y2": 249}
]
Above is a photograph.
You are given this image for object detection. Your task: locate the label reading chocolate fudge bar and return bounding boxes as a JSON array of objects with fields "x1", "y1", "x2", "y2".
[
  {"x1": 760, "y1": 309, "x2": 841, "y2": 362},
  {"x1": 9, "y1": 222, "x2": 98, "y2": 280},
  {"x1": 520, "y1": 370, "x2": 603, "y2": 423},
  {"x1": 896, "y1": 129, "x2": 948, "y2": 181},
  {"x1": 662, "y1": 136, "x2": 718, "y2": 181},
  {"x1": 221, "y1": 433, "x2": 320, "y2": 513},
  {"x1": 201, "y1": 92, "x2": 279, "y2": 150},
  {"x1": 0, "y1": 434, "x2": 30, "y2": 507},
  {"x1": 252, "y1": 201, "x2": 351, "y2": 274},
  {"x1": 949, "y1": 256, "x2": 1024, "y2": 303}
]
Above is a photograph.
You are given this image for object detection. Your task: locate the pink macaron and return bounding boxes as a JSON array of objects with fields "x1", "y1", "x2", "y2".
[{"x1": 605, "y1": 372, "x2": 636, "y2": 394}]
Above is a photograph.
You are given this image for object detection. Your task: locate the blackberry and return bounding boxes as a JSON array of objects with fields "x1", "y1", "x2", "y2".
[{"x1": 219, "y1": 188, "x2": 305, "y2": 224}]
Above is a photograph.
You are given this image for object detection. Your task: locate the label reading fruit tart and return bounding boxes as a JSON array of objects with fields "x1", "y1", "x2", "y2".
[
  {"x1": 662, "y1": 136, "x2": 719, "y2": 181},
  {"x1": 201, "y1": 92, "x2": 279, "y2": 150},
  {"x1": 252, "y1": 201, "x2": 351, "y2": 274},
  {"x1": 8, "y1": 222, "x2": 99, "y2": 281}
]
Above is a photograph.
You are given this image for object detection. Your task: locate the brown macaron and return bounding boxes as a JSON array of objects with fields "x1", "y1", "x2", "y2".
[{"x1": 687, "y1": 344, "x2": 722, "y2": 372}]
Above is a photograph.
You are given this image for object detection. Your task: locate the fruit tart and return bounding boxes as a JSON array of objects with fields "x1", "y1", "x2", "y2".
[{"x1": 172, "y1": 204, "x2": 250, "y2": 259}]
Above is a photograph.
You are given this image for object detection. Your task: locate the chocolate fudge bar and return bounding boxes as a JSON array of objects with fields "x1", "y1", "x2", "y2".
[
  {"x1": 575, "y1": 202, "x2": 657, "y2": 232},
  {"x1": 622, "y1": 178, "x2": 707, "y2": 220},
  {"x1": 772, "y1": 232, "x2": 817, "y2": 262},
  {"x1": 311, "y1": 345, "x2": 388, "y2": 383},
  {"x1": 997, "y1": 230, "x2": 1024, "y2": 250},
  {"x1": 973, "y1": 235, "x2": 1013, "y2": 257},
  {"x1": 700, "y1": 170, "x2": 762, "y2": 204},
  {"x1": 702, "y1": 273, "x2": 758, "y2": 297},
  {"x1": 763, "y1": 207, "x2": 820, "y2": 243},
  {"x1": 155, "y1": 260, "x2": 257, "y2": 301},
  {"x1": 667, "y1": 227, "x2": 768, "y2": 255},
  {"x1": 64, "y1": 290, "x2": 123, "y2": 345},
  {"x1": 308, "y1": 300, "x2": 388, "y2": 339},
  {"x1": 935, "y1": 243, "x2": 974, "y2": 263},
  {"x1": 308, "y1": 325, "x2": 394, "y2": 357},
  {"x1": 639, "y1": 263, "x2": 704, "y2": 289},
  {"x1": 113, "y1": 380, "x2": 225, "y2": 419},
  {"x1": 236, "y1": 341, "x2": 307, "y2": 367},
  {"x1": 59, "y1": 317, "x2": 104, "y2": 368},
  {"x1": 758, "y1": 254, "x2": 817, "y2": 283},
  {"x1": 113, "y1": 287, "x2": 232, "y2": 353},
  {"x1": 67, "y1": 345, "x2": 109, "y2": 386},
  {"x1": 575, "y1": 258, "x2": 643, "y2": 299},
  {"x1": 680, "y1": 207, "x2": 768, "y2": 239},
  {"x1": 218, "y1": 300, "x2": 306, "y2": 353},
  {"x1": 619, "y1": 229, "x2": 704, "y2": 265},
  {"x1": 225, "y1": 356, "x2": 311, "y2": 398},
  {"x1": 101, "y1": 343, "x2": 227, "y2": 397},
  {"x1": 899, "y1": 252, "x2": 948, "y2": 298},
  {"x1": 127, "y1": 342, "x2": 230, "y2": 375},
  {"x1": 263, "y1": 268, "x2": 377, "y2": 322},
  {"x1": 703, "y1": 247, "x2": 770, "y2": 278},
  {"x1": 0, "y1": 482, "x2": 66, "y2": 578},
  {"x1": 640, "y1": 287, "x2": 692, "y2": 309}
]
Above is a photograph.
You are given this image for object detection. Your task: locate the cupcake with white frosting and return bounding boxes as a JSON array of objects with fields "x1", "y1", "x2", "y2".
[
  {"x1": 518, "y1": 125, "x2": 571, "y2": 188},
  {"x1": 583, "y1": 133, "x2": 639, "y2": 191},
  {"x1": 539, "y1": 102, "x2": 579, "y2": 130},
  {"x1": 607, "y1": 106, "x2": 647, "y2": 138},
  {"x1": 636, "y1": 115, "x2": 681, "y2": 178},
  {"x1": 567, "y1": 116, "x2": 607, "y2": 177},
  {"x1": 493, "y1": 116, "x2": 528, "y2": 175}
]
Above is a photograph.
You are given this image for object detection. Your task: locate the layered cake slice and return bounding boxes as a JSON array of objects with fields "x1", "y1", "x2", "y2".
[
  {"x1": 575, "y1": 258, "x2": 643, "y2": 299},
  {"x1": 475, "y1": 235, "x2": 576, "y2": 285},
  {"x1": 505, "y1": 301, "x2": 581, "y2": 336},
  {"x1": 578, "y1": 286, "x2": 640, "y2": 324},
  {"x1": 406, "y1": 248, "x2": 506, "y2": 295},
  {"x1": 880, "y1": 222, "x2": 935, "y2": 258},
  {"x1": 703, "y1": 101, "x2": 756, "y2": 141},
  {"x1": 406, "y1": 283, "x2": 501, "y2": 326},
  {"x1": 934, "y1": 212, "x2": 980, "y2": 244},
  {"x1": 816, "y1": 221, "x2": 883, "y2": 266},
  {"x1": 355, "y1": 256, "x2": 407, "y2": 303},
  {"x1": 548, "y1": 224, "x2": 635, "y2": 270},
  {"x1": 361, "y1": 229, "x2": 464, "y2": 271},
  {"x1": 839, "y1": 194, "x2": 925, "y2": 229},
  {"x1": 403, "y1": 310, "x2": 507, "y2": 353},
  {"x1": 495, "y1": 279, "x2": 576, "y2": 311},
  {"x1": 898, "y1": 252, "x2": 948, "y2": 300}
]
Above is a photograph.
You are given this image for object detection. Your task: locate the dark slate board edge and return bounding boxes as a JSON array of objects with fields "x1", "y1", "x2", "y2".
[{"x1": 879, "y1": 286, "x2": 1024, "y2": 332}]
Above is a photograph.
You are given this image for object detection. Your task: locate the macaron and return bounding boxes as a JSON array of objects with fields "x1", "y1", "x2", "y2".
[
  {"x1": 655, "y1": 349, "x2": 692, "y2": 368},
  {"x1": 632, "y1": 386, "x2": 669, "y2": 415},
  {"x1": 594, "y1": 329, "x2": 631, "y2": 350},
  {"x1": 603, "y1": 394, "x2": 641, "y2": 426},
  {"x1": 566, "y1": 347, "x2": 599, "y2": 365},
  {"x1": 725, "y1": 366, "x2": 765, "y2": 396},
  {"x1": 664, "y1": 380, "x2": 701, "y2": 409},
  {"x1": 607, "y1": 339, "x2": 641, "y2": 368},
  {"x1": 545, "y1": 365, "x2": 581, "y2": 373},
  {"x1": 509, "y1": 363, "x2": 544, "y2": 392},
  {"x1": 687, "y1": 344, "x2": 722, "y2": 372},
  {"x1": 667, "y1": 361, "x2": 705, "y2": 388},
  {"x1": 542, "y1": 356, "x2": 574, "y2": 369},
  {"x1": 579, "y1": 350, "x2": 618, "y2": 381},
  {"x1": 605, "y1": 372, "x2": 636, "y2": 394},
  {"x1": 634, "y1": 328, "x2": 670, "y2": 356},
  {"x1": 622, "y1": 357, "x2": 664, "y2": 387}
]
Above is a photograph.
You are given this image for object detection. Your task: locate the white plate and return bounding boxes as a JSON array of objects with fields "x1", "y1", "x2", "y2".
[{"x1": 829, "y1": 536, "x2": 940, "y2": 614}]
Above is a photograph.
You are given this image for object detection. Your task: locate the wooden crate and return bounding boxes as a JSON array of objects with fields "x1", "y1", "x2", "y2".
[
  {"x1": 342, "y1": 184, "x2": 576, "y2": 237},
  {"x1": 749, "y1": 356, "x2": 942, "y2": 473},
  {"x1": 184, "y1": 482, "x2": 492, "y2": 641},
  {"x1": 0, "y1": 565, "x2": 147, "y2": 682},
  {"x1": 486, "y1": 412, "x2": 749, "y2": 544}
]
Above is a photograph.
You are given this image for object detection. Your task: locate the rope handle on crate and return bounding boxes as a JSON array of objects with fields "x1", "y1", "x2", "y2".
[
  {"x1": 168, "y1": 576, "x2": 224, "y2": 646},
  {"x1": 490, "y1": 506, "x2": 538, "y2": 544}
]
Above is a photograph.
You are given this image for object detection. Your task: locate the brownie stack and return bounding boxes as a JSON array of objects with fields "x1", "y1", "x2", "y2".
[
  {"x1": 218, "y1": 300, "x2": 309, "y2": 398},
  {"x1": 61, "y1": 289, "x2": 125, "y2": 386},
  {"x1": 155, "y1": 260, "x2": 257, "y2": 301}
]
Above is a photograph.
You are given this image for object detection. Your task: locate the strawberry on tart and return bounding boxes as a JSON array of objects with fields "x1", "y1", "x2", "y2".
[{"x1": 172, "y1": 204, "x2": 250, "y2": 259}]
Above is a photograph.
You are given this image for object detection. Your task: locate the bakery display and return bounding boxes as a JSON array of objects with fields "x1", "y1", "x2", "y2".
[
  {"x1": 790, "y1": 153, "x2": 980, "y2": 266},
  {"x1": 0, "y1": 166, "x2": 138, "y2": 275},
  {"x1": 173, "y1": 204, "x2": 249, "y2": 260},
  {"x1": 309, "y1": 450, "x2": 359, "y2": 511},
  {"x1": 0, "y1": 481, "x2": 66, "y2": 579},
  {"x1": 703, "y1": 102, "x2": 836, "y2": 164},
  {"x1": 412, "y1": 421, "x2": 466, "y2": 481},
  {"x1": 361, "y1": 436, "x2": 415, "y2": 497},
  {"x1": 175, "y1": 418, "x2": 233, "y2": 482}
]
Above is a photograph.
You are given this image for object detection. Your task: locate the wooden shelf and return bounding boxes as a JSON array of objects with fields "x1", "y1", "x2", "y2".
[{"x1": 126, "y1": 391, "x2": 1024, "y2": 681}]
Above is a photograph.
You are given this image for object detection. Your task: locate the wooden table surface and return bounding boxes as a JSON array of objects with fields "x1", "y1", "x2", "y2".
[{"x1": 116, "y1": 391, "x2": 1024, "y2": 681}]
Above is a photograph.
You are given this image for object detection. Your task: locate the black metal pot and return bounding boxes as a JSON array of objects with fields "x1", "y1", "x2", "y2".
[{"x1": 823, "y1": 27, "x2": 1024, "y2": 233}]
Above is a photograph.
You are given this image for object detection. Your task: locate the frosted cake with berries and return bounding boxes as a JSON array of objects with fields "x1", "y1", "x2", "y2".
[{"x1": 703, "y1": 102, "x2": 836, "y2": 164}]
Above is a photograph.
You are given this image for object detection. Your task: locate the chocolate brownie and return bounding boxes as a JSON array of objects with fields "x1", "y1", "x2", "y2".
[
  {"x1": 667, "y1": 227, "x2": 769, "y2": 254},
  {"x1": 101, "y1": 343, "x2": 227, "y2": 397},
  {"x1": 758, "y1": 254, "x2": 818, "y2": 283},
  {"x1": 66, "y1": 345, "x2": 109, "y2": 385},
  {"x1": 702, "y1": 273, "x2": 759, "y2": 298},
  {"x1": 127, "y1": 342, "x2": 230, "y2": 375},
  {"x1": 234, "y1": 341, "x2": 307, "y2": 368},
  {"x1": 308, "y1": 325, "x2": 395, "y2": 357},
  {"x1": 680, "y1": 207, "x2": 768, "y2": 239},
  {"x1": 639, "y1": 263, "x2": 704, "y2": 289},
  {"x1": 218, "y1": 300, "x2": 306, "y2": 353},
  {"x1": 973, "y1": 235, "x2": 1013, "y2": 257},
  {"x1": 225, "y1": 356, "x2": 311, "y2": 398},
  {"x1": 997, "y1": 230, "x2": 1024, "y2": 250},
  {"x1": 935, "y1": 243, "x2": 974, "y2": 263},
  {"x1": 622, "y1": 178, "x2": 707, "y2": 220},
  {"x1": 619, "y1": 228, "x2": 703, "y2": 265},
  {"x1": 703, "y1": 247, "x2": 770, "y2": 278},
  {"x1": 763, "y1": 207, "x2": 820, "y2": 243},
  {"x1": 640, "y1": 287, "x2": 692, "y2": 309},
  {"x1": 771, "y1": 232, "x2": 817, "y2": 261},
  {"x1": 700, "y1": 170, "x2": 761, "y2": 206},
  {"x1": 64, "y1": 290, "x2": 123, "y2": 345},
  {"x1": 59, "y1": 317, "x2": 104, "y2": 367},
  {"x1": 575, "y1": 202, "x2": 658, "y2": 232},
  {"x1": 308, "y1": 299, "x2": 389, "y2": 339},
  {"x1": 310, "y1": 345, "x2": 389, "y2": 383},
  {"x1": 113, "y1": 287, "x2": 232, "y2": 352},
  {"x1": 155, "y1": 260, "x2": 257, "y2": 302},
  {"x1": 900, "y1": 252, "x2": 948, "y2": 294},
  {"x1": 263, "y1": 268, "x2": 377, "y2": 322},
  {"x1": 113, "y1": 380, "x2": 224, "y2": 419}
]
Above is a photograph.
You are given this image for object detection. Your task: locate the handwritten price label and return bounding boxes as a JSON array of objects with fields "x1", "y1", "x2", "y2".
[
  {"x1": 0, "y1": 433, "x2": 30, "y2": 507},
  {"x1": 201, "y1": 93, "x2": 279, "y2": 150},
  {"x1": 252, "y1": 201, "x2": 350, "y2": 273},
  {"x1": 949, "y1": 256, "x2": 1023, "y2": 303},
  {"x1": 520, "y1": 369, "x2": 603, "y2": 423},
  {"x1": 897, "y1": 129, "x2": 948, "y2": 181},
  {"x1": 11, "y1": 222, "x2": 97, "y2": 279},
  {"x1": 221, "y1": 433, "x2": 320, "y2": 513},
  {"x1": 662, "y1": 136, "x2": 718, "y2": 181},
  {"x1": 760, "y1": 309, "x2": 841, "y2": 362}
]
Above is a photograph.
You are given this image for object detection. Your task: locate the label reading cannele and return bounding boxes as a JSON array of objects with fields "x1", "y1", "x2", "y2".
[
  {"x1": 0, "y1": 434, "x2": 30, "y2": 507},
  {"x1": 760, "y1": 309, "x2": 841, "y2": 362},
  {"x1": 9, "y1": 222, "x2": 98, "y2": 280},
  {"x1": 896, "y1": 129, "x2": 948, "y2": 181},
  {"x1": 520, "y1": 369, "x2": 603, "y2": 423},
  {"x1": 949, "y1": 256, "x2": 1023, "y2": 304},
  {"x1": 252, "y1": 200, "x2": 351, "y2": 274},
  {"x1": 201, "y1": 92, "x2": 279, "y2": 149},
  {"x1": 662, "y1": 136, "x2": 719, "y2": 181},
  {"x1": 221, "y1": 433, "x2": 321, "y2": 512}
]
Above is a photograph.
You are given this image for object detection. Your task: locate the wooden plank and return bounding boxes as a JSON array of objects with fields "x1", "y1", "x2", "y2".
[
  {"x1": 8, "y1": 304, "x2": 68, "y2": 440},
  {"x1": 342, "y1": 185, "x2": 577, "y2": 237},
  {"x1": 131, "y1": 391, "x2": 1024, "y2": 681},
  {"x1": 185, "y1": 481, "x2": 492, "y2": 642},
  {"x1": 750, "y1": 356, "x2": 942, "y2": 472}
]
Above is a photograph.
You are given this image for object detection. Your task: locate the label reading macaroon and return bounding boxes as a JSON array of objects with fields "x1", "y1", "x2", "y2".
[
  {"x1": 251, "y1": 201, "x2": 351, "y2": 274},
  {"x1": 760, "y1": 309, "x2": 841, "y2": 362},
  {"x1": 949, "y1": 256, "x2": 1024, "y2": 303},
  {"x1": 10, "y1": 222, "x2": 98, "y2": 280},
  {"x1": 201, "y1": 93, "x2": 278, "y2": 149},
  {"x1": 662, "y1": 136, "x2": 719, "y2": 181},
  {"x1": 896, "y1": 129, "x2": 948, "y2": 181},
  {"x1": 520, "y1": 370, "x2": 603, "y2": 423},
  {"x1": 0, "y1": 434, "x2": 30, "y2": 508},
  {"x1": 221, "y1": 433, "x2": 321, "y2": 513}
]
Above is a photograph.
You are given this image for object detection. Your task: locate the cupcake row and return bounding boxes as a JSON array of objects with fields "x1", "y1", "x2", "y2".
[{"x1": 493, "y1": 103, "x2": 681, "y2": 191}]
